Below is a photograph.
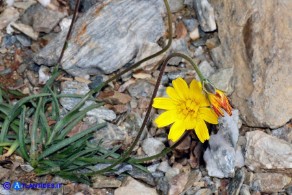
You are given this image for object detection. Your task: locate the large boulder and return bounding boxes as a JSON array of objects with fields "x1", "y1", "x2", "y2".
[
  {"x1": 209, "y1": 0, "x2": 292, "y2": 128},
  {"x1": 34, "y1": 0, "x2": 165, "y2": 76}
]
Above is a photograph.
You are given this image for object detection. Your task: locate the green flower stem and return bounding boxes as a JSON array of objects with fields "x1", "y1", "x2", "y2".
[
  {"x1": 173, "y1": 52, "x2": 206, "y2": 82},
  {"x1": 86, "y1": 0, "x2": 173, "y2": 176}
]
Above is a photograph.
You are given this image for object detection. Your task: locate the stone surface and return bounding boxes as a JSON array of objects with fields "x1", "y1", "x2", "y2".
[
  {"x1": 194, "y1": 188, "x2": 212, "y2": 195},
  {"x1": 11, "y1": 22, "x2": 39, "y2": 40},
  {"x1": 251, "y1": 173, "x2": 291, "y2": 193},
  {"x1": 245, "y1": 130, "x2": 292, "y2": 172},
  {"x1": 93, "y1": 123, "x2": 127, "y2": 149},
  {"x1": 127, "y1": 80, "x2": 154, "y2": 98},
  {"x1": 168, "y1": 0, "x2": 184, "y2": 13},
  {"x1": 134, "y1": 42, "x2": 165, "y2": 70},
  {"x1": 209, "y1": 0, "x2": 292, "y2": 128},
  {"x1": 196, "y1": 60, "x2": 215, "y2": 80},
  {"x1": 114, "y1": 177, "x2": 158, "y2": 195},
  {"x1": 60, "y1": 80, "x2": 90, "y2": 110},
  {"x1": 204, "y1": 110, "x2": 240, "y2": 178},
  {"x1": 194, "y1": 0, "x2": 216, "y2": 32},
  {"x1": 86, "y1": 106, "x2": 116, "y2": 121},
  {"x1": 271, "y1": 122, "x2": 292, "y2": 143},
  {"x1": 0, "y1": 7, "x2": 19, "y2": 30},
  {"x1": 168, "y1": 173, "x2": 189, "y2": 195},
  {"x1": 20, "y1": 4, "x2": 66, "y2": 33},
  {"x1": 142, "y1": 138, "x2": 165, "y2": 156},
  {"x1": 209, "y1": 67, "x2": 234, "y2": 95},
  {"x1": 227, "y1": 169, "x2": 245, "y2": 195},
  {"x1": 92, "y1": 175, "x2": 122, "y2": 188},
  {"x1": 34, "y1": 0, "x2": 165, "y2": 76}
]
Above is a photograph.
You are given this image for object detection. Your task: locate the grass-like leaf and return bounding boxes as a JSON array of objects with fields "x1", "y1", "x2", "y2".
[{"x1": 39, "y1": 122, "x2": 106, "y2": 160}]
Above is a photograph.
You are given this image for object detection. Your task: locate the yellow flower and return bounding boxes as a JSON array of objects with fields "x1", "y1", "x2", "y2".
[
  {"x1": 202, "y1": 81, "x2": 232, "y2": 117},
  {"x1": 152, "y1": 77, "x2": 218, "y2": 143}
]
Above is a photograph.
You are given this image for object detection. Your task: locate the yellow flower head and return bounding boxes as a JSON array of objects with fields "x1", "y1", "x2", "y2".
[
  {"x1": 202, "y1": 81, "x2": 232, "y2": 117},
  {"x1": 152, "y1": 77, "x2": 218, "y2": 143}
]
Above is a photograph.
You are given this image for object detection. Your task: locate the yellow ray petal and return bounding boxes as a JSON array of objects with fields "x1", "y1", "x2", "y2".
[
  {"x1": 194, "y1": 119, "x2": 210, "y2": 143},
  {"x1": 184, "y1": 114, "x2": 196, "y2": 130},
  {"x1": 166, "y1": 87, "x2": 181, "y2": 101},
  {"x1": 168, "y1": 120, "x2": 185, "y2": 142},
  {"x1": 153, "y1": 97, "x2": 177, "y2": 110},
  {"x1": 189, "y1": 80, "x2": 202, "y2": 97},
  {"x1": 198, "y1": 107, "x2": 218, "y2": 124},
  {"x1": 172, "y1": 77, "x2": 189, "y2": 100},
  {"x1": 155, "y1": 110, "x2": 177, "y2": 128}
]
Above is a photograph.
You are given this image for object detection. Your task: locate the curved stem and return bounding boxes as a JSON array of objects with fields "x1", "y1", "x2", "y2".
[
  {"x1": 86, "y1": 0, "x2": 173, "y2": 176},
  {"x1": 174, "y1": 53, "x2": 205, "y2": 82}
]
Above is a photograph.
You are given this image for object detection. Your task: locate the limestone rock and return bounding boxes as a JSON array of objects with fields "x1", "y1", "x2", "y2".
[
  {"x1": 142, "y1": 138, "x2": 165, "y2": 156},
  {"x1": 251, "y1": 173, "x2": 291, "y2": 193},
  {"x1": 194, "y1": 0, "x2": 216, "y2": 32},
  {"x1": 245, "y1": 130, "x2": 292, "y2": 172},
  {"x1": 0, "y1": 7, "x2": 19, "y2": 30},
  {"x1": 209, "y1": 0, "x2": 292, "y2": 128},
  {"x1": 204, "y1": 110, "x2": 240, "y2": 178},
  {"x1": 114, "y1": 177, "x2": 158, "y2": 195},
  {"x1": 34, "y1": 0, "x2": 165, "y2": 76}
]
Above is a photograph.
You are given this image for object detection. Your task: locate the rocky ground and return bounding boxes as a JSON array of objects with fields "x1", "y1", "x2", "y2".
[{"x1": 0, "y1": 0, "x2": 291, "y2": 195}]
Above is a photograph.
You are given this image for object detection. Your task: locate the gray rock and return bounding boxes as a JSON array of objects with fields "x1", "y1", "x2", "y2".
[
  {"x1": 115, "y1": 177, "x2": 158, "y2": 195},
  {"x1": 196, "y1": 60, "x2": 215, "y2": 80},
  {"x1": 11, "y1": 22, "x2": 38, "y2": 40},
  {"x1": 0, "y1": 7, "x2": 19, "y2": 30},
  {"x1": 195, "y1": 188, "x2": 212, "y2": 195},
  {"x1": 69, "y1": 0, "x2": 100, "y2": 12},
  {"x1": 142, "y1": 138, "x2": 165, "y2": 156},
  {"x1": 134, "y1": 42, "x2": 164, "y2": 70},
  {"x1": 165, "y1": 167, "x2": 180, "y2": 181},
  {"x1": 209, "y1": 0, "x2": 292, "y2": 128},
  {"x1": 168, "y1": 0, "x2": 184, "y2": 12},
  {"x1": 184, "y1": 0, "x2": 194, "y2": 7},
  {"x1": 157, "y1": 161, "x2": 172, "y2": 173},
  {"x1": 13, "y1": 0, "x2": 36, "y2": 10},
  {"x1": 127, "y1": 167, "x2": 155, "y2": 186},
  {"x1": 183, "y1": 18, "x2": 199, "y2": 32},
  {"x1": 168, "y1": 39, "x2": 191, "y2": 65},
  {"x1": 245, "y1": 130, "x2": 292, "y2": 172},
  {"x1": 34, "y1": 0, "x2": 165, "y2": 76},
  {"x1": 86, "y1": 105, "x2": 116, "y2": 121},
  {"x1": 127, "y1": 80, "x2": 154, "y2": 98},
  {"x1": 156, "y1": 177, "x2": 169, "y2": 195},
  {"x1": 15, "y1": 34, "x2": 32, "y2": 47},
  {"x1": 60, "y1": 80, "x2": 91, "y2": 110},
  {"x1": 228, "y1": 169, "x2": 245, "y2": 195},
  {"x1": 20, "y1": 4, "x2": 66, "y2": 33},
  {"x1": 203, "y1": 110, "x2": 240, "y2": 178},
  {"x1": 271, "y1": 123, "x2": 292, "y2": 143},
  {"x1": 167, "y1": 70, "x2": 188, "y2": 80},
  {"x1": 194, "y1": 0, "x2": 216, "y2": 32},
  {"x1": 93, "y1": 123, "x2": 127, "y2": 149},
  {"x1": 251, "y1": 173, "x2": 291, "y2": 193},
  {"x1": 91, "y1": 175, "x2": 122, "y2": 188},
  {"x1": 209, "y1": 67, "x2": 234, "y2": 95},
  {"x1": 0, "y1": 167, "x2": 9, "y2": 180},
  {"x1": 239, "y1": 184, "x2": 251, "y2": 195}
]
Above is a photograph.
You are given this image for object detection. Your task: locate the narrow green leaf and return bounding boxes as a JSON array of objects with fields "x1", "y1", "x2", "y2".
[
  {"x1": 39, "y1": 123, "x2": 106, "y2": 160},
  {"x1": 47, "y1": 103, "x2": 102, "y2": 146},
  {"x1": 30, "y1": 97, "x2": 43, "y2": 167},
  {"x1": 18, "y1": 106, "x2": 29, "y2": 161}
]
